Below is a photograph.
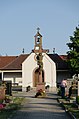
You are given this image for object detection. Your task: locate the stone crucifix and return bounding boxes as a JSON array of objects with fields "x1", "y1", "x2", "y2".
[{"x1": 32, "y1": 28, "x2": 49, "y2": 91}]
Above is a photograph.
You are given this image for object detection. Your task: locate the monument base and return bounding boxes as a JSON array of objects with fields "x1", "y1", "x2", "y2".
[
  {"x1": 36, "y1": 82, "x2": 46, "y2": 91},
  {"x1": 35, "y1": 82, "x2": 46, "y2": 98}
]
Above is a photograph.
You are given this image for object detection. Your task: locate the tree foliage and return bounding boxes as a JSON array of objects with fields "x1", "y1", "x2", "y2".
[{"x1": 67, "y1": 26, "x2": 79, "y2": 75}]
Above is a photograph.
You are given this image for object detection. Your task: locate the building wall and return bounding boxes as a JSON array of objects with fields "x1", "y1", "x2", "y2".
[
  {"x1": 22, "y1": 53, "x2": 38, "y2": 91},
  {"x1": 3, "y1": 72, "x2": 22, "y2": 86},
  {"x1": 43, "y1": 54, "x2": 56, "y2": 87},
  {"x1": 22, "y1": 53, "x2": 56, "y2": 91}
]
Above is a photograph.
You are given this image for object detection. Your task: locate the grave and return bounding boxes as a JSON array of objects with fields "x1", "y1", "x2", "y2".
[
  {"x1": 66, "y1": 79, "x2": 73, "y2": 96},
  {"x1": 4, "y1": 80, "x2": 12, "y2": 96},
  {"x1": 0, "y1": 86, "x2": 5, "y2": 100},
  {"x1": 67, "y1": 77, "x2": 78, "y2": 98},
  {"x1": 76, "y1": 75, "x2": 79, "y2": 107},
  {"x1": 78, "y1": 74, "x2": 79, "y2": 96},
  {"x1": 71, "y1": 79, "x2": 78, "y2": 97}
]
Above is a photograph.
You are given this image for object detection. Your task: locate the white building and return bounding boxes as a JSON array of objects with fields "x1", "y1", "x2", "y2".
[
  {"x1": 0, "y1": 53, "x2": 70, "y2": 91},
  {"x1": 0, "y1": 30, "x2": 70, "y2": 91}
]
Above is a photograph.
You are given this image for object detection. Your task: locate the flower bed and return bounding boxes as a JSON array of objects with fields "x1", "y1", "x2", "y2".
[
  {"x1": 58, "y1": 98, "x2": 79, "y2": 119},
  {"x1": 35, "y1": 89, "x2": 46, "y2": 98},
  {"x1": 0, "y1": 97, "x2": 24, "y2": 119}
]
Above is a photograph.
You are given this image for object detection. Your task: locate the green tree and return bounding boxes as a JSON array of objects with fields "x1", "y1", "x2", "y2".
[{"x1": 67, "y1": 26, "x2": 79, "y2": 75}]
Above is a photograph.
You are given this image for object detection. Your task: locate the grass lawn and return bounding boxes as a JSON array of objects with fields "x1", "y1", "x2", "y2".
[{"x1": 0, "y1": 97, "x2": 24, "y2": 119}]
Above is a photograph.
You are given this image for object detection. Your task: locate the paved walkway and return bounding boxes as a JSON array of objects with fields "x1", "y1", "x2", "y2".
[{"x1": 11, "y1": 90, "x2": 71, "y2": 119}]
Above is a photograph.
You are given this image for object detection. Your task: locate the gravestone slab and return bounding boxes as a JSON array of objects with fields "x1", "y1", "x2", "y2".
[
  {"x1": 0, "y1": 87, "x2": 5, "y2": 100},
  {"x1": 78, "y1": 80, "x2": 79, "y2": 96},
  {"x1": 71, "y1": 88, "x2": 77, "y2": 97}
]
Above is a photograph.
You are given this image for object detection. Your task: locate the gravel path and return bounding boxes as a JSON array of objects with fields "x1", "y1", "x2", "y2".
[{"x1": 11, "y1": 90, "x2": 71, "y2": 119}]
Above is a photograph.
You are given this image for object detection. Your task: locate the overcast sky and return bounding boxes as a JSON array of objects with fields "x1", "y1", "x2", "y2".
[{"x1": 0, "y1": 0, "x2": 79, "y2": 56}]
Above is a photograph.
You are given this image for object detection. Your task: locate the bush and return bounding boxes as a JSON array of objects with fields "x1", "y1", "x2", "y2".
[
  {"x1": 57, "y1": 87, "x2": 61, "y2": 96},
  {"x1": 26, "y1": 86, "x2": 31, "y2": 92},
  {"x1": 45, "y1": 85, "x2": 50, "y2": 89},
  {"x1": 76, "y1": 96, "x2": 79, "y2": 104}
]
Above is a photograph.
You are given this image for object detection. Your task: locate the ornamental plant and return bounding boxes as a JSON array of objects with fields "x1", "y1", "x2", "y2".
[{"x1": 76, "y1": 96, "x2": 79, "y2": 104}]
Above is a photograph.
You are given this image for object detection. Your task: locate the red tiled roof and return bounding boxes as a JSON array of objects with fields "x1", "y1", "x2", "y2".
[
  {"x1": 0, "y1": 53, "x2": 68, "y2": 70},
  {"x1": 59, "y1": 55, "x2": 67, "y2": 60},
  {"x1": 1, "y1": 54, "x2": 29, "y2": 70},
  {"x1": 0, "y1": 56, "x2": 17, "y2": 69}
]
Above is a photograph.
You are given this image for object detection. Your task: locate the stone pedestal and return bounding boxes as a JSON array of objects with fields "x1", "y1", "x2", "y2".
[
  {"x1": 36, "y1": 82, "x2": 46, "y2": 91},
  {"x1": 36, "y1": 71, "x2": 45, "y2": 91}
]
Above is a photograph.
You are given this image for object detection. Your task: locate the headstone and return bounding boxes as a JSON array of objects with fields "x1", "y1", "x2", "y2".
[
  {"x1": 76, "y1": 76, "x2": 79, "y2": 107},
  {"x1": 5, "y1": 81, "x2": 12, "y2": 96},
  {"x1": 66, "y1": 79, "x2": 73, "y2": 96},
  {"x1": 78, "y1": 80, "x2": 79, "y2": 96},
  {"x1": 67, "y1": 78, "x2": 78, "y2": 98},
  {"x1": 71, "y1": 79, "x2": 78, "y2": 97},
  {"x1": 0, "y1": 86, "x2": 5, "y2": 100},
  {"x1": 78, "y1": 74, "x2": 79, "y2": 96}
]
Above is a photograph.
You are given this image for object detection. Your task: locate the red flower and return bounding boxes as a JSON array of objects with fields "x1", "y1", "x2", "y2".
[{"x1": 0, "y1": 104, "x2": 4, "y2": 109}]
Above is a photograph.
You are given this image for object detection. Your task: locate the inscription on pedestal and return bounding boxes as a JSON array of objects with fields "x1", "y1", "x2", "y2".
[{"x1": 36, "y1": 82, "x2": 46, "y2": 91}]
